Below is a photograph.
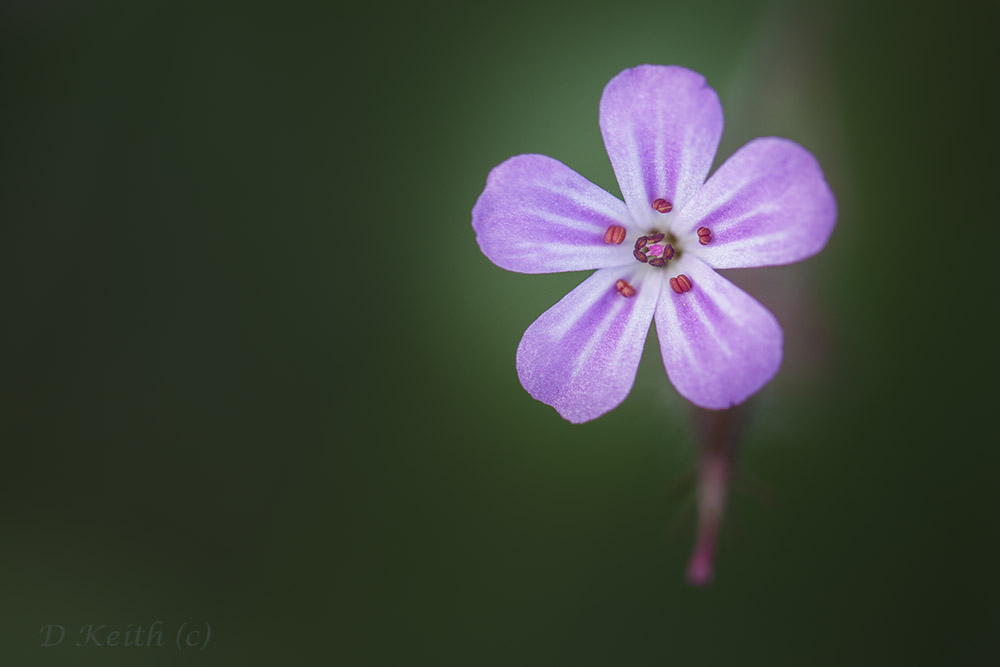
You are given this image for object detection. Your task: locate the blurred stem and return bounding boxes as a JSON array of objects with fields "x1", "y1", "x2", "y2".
[{"x1": 686, "y1": 407, "x2": 743, "y2": 586}]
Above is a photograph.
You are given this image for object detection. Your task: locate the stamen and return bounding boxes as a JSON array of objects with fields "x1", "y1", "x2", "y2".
[
  {"x1": 652, "y1": 198, "x2": 673, "y2": 213},
  {"x1": 634, "y1": 235, "x2": 649, "y2": 250},
  {"x1": 646, "y1": 233, "x2": 665, "y2": 243},
  {"x1": 669, "y1": 274, "x2": 693, "y2": 294},
  {"x1": 632, "y1": 249, "x2": 648, "y2": 263},
  {"x1": 648, "y1": 257, "x2": 666, "y2": 267},
  {"x1": 604, "y1": 225, "x2": 627, "y2": 245},
  {"x1": 662, "y1": 244, "x2": 675, "y2": 260},
  {"x1": 697, "y1": 227, "x2": 712, "y2": 245},
  {"x1": 615, "y1": 279, "x2": 636, "y2": 298}
]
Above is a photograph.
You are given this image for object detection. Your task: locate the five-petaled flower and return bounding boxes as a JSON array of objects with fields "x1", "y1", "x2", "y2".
[{"x1": 472, "y1": 65, "x2": 836, "y2": 423}]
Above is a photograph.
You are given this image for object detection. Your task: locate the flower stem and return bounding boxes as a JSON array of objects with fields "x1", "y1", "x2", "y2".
[{"x1": 686, "y1": 408, "x2": 741, "y2": 586}]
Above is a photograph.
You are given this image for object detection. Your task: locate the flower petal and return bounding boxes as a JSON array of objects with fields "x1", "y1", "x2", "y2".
[
  {"x1": 655, "y1": 256, "x2": 782, "y2": 409},
  {"x1": 517, "y1": 266, "x2": 662, "y2": 423},
  {"x1": 673, "y1": 137, "x2": 837, "y2": 269},
  {"x1": 472, "y1": 154, "x2": 636, "y2": 274},
  {"x1": 599, "y1": 65, "x2": 723, "y2": 230}
]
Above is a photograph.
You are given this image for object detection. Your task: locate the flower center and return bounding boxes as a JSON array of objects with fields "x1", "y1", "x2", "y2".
[
  {"x1": 608, "y1": 199, "x2": 705, "y2": 296},
  {"x1": 633, "y1": 231, "x2": 679, "y2": 267}
]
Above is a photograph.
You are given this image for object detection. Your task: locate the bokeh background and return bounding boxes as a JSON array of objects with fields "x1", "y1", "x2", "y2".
[{"x1": 1, "y1": 0, "x2": 996, "y2": 664}]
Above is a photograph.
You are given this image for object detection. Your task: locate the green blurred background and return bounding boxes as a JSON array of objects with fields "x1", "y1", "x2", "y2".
[{"x1": 1, "y1": 0, "x2": 995, "y2": 664}]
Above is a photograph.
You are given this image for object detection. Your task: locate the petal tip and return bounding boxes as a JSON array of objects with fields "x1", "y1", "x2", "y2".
[
  {"x1": 514, "y1": 268, "x2": 659, "y2": 424},
  {"x1": 599, "y1": 64, "x2": 724, "y2": 222},
  {"x1": 471, "y1": 154, "x2": 633, "y2": 274},
  {"x1": 679, "y1": 136, "x2": 838, "y2": 269}
]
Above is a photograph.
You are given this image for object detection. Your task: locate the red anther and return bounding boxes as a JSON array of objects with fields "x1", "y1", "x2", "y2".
[
  {"x1": 698, "y1": 236, "x2": 711, "y2": 245},
  {"x1": 633, "y1": 249, "x2": 648, "y2": 263},
  {"x1": 648, "y1": 257, "x2": 666, "y2": 267},
  {"x1": 697, "y1": 227, "x2": 711, "y2": 237},
  {"x1": 662, "y1": 244, "x2": 675, "y2": 259},
  {"x1": 634, "y1": 235, "x2": 649, "y2": 249},
  {"x1": 615, "y1": 279, "x2": 636, "y2": 298},
  {"x1": 670, "y1": 274, "x2": 693, "y2": 294},
  {"x1": 652, "y1": 198, "x2": 673, "y2": 213},
  {"x1": 646, "y1": 233, "x2": 665, "y2": 243},
  {"x1": 604, "y1": 225, "x2": 627, "y2": 245}
]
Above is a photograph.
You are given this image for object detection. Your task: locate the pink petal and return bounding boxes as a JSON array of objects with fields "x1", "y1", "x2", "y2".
[
  {"x1": 674, "y1": 137, "x2": 837, "y2": 269},
  {"x1": 472, "y1": 154, "x2": 636, "y2": 274},
  {"x1": 517, "y1": 267, "x2": 663, "y2": 423},
  {"x1": 599, "y1": 65, "x2": 723, "y2": 231},
  {"x1": 655, "y1": 256, "x2": 782, "y2": 409}
]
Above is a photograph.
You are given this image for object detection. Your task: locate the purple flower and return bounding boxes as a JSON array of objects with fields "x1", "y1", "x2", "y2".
[{"x1": 472, "y1": 65, "x2": 836, "y2": 423}]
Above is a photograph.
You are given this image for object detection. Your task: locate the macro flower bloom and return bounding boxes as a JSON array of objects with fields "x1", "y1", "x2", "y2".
[{"x1": 472, "y1": 65, "x2": 836, "y2": 423}]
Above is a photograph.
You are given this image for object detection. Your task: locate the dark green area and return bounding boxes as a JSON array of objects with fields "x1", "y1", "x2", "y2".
[{"x1": 1, "y1": 0, "x2": 995, "y2": 664}]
